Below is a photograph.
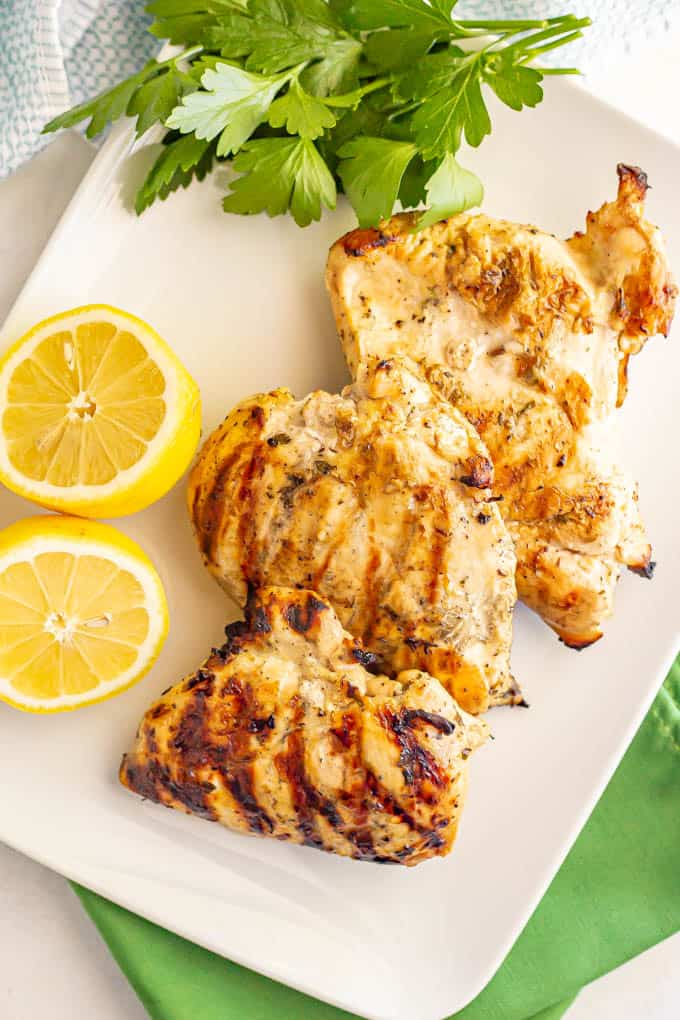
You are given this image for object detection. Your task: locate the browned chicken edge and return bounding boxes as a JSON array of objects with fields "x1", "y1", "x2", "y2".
[{"x1": 120, "y1": 587, "x2": 488, "y2": 866}]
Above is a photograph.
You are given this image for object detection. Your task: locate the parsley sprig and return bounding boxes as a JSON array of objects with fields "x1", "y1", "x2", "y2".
[{"x1": 43, "y1": 1, "x2": 589, "y2": 229}]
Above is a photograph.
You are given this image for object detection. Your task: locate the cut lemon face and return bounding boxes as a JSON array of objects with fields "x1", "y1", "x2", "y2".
[
  {"x1": 0, "y1": 305, "x2": 201, "y2": 517},
  {"x1": 0, "y1": 515, "x2": 168, "y2": 712}
]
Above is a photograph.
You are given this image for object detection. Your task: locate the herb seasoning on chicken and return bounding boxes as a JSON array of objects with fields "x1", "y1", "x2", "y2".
[
  {"x1": 326, "y1": 165, "x2": 677, "y2": 648},
  {"x1": 188, "y1": 359, "x2": 517, "y2": 714},
  {"x1": 120, "y1": 587, "x2": 488, "y2": 865}
]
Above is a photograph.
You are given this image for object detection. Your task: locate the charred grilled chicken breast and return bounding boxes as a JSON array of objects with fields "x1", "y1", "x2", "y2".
[
  {"x1": 120, "y1": 587, "x2": 488, "y2": 865},
  {"x1": 188, "y1": 358, "x2": 517, "y2": 714},
  {"x1": 326, "y1": 165, "x2": 677, "y2": 648}
]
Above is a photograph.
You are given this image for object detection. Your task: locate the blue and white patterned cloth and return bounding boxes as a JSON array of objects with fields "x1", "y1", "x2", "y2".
[
  {"x1": 0, "y1": 0, "x2": 156, "y2": 177},
  {"x1": 1, "y1": 0, "x2": 679, "y2": 178}
]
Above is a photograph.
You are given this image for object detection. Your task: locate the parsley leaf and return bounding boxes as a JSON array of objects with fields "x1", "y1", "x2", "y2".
[
  {"x1": 43, "y1": 61, "x2": 158, "y2": 138},
  {"x1": 128, "y1": 69, "x2": 195, "y2": 137},
  {"x1": 298, "y1": 39, "x2": 363, "y2": 96},
  {"x1": 223, "y1": 136, "x2": 336, "y2": 226},
  {"x1": 417, "y1": 153, "x2": 483, "y2": 229},
  {"x1": 398, "y1": 153, "x2": 437, "y2": 208},
  {"x1": 343, "y1": 0, "x2": 453, "y2": 31},
  {"x1": 207, "y1": 0, "x2": 362, "y2": 93},
  {"x1": 363, "y1": 26, "x2": 439, "y2": 72},
  {"x1": 483, "y1": 58, "x2": 543, "y2": 112},
  {"x1": 45, "y1": 3, "x2": 590, "y2": 230},
  {"x1": 146, "y1": 0, "x2": 247, "y2": 44},
  {"x1": 337, "y1": 136, "x2": 417, "y2": 226},
  {"x1": 146, "y1": 0, "x2": 246, "y2": 9},
  {"x1": 399, "y1": 51, "x2": 491, "y2": 158},
  {"x1": 268, "y1": 79, "x2": 336, "y2": 138},
  {"x1": 135, "y1": 133, "x2": 216, "y2": 213},
  {"x1": 167, "y1": 62, "x2": 295, "y2": 155}
]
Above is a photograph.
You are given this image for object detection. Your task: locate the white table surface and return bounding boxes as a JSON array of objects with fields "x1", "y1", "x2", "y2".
[{"x1": 1, "y1": 36, "x2": 679, "y2": 1020}]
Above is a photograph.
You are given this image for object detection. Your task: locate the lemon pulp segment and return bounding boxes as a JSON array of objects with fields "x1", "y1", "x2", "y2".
[
  {"x1": 0, "y1": 515, "x2": 168, "y2": 712},
  {"x1": 0, "y1": 306, "x2": 201, "y2": 516}
]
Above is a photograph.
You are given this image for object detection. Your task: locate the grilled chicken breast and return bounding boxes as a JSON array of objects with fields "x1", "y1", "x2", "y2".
[
  {"x1": 188, "y1": 358, "x2": 517, "y2": 714},
  {"x1": 326, "y1": 165, "x2": 677, "y2": 648},
  {"x1": 120, "y1": 587, "x2": 488, "y2": 865}
]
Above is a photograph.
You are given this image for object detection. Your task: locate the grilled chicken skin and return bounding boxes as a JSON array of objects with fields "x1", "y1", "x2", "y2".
[
  {"x1": 120, "y1": 587, "x2": 488, "y2": 865},
  {"x1": 326, "y1": 165, "x2": 677, "y2": 648},
  {"x1": 188, "y1": 358, "x2": 517, "y2": 714}
]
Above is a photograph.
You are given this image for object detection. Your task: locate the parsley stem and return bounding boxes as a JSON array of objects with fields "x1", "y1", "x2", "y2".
[
  {"x1": 387, "y1": 99, "x2": 423, "y2": 120},
  {"x1": 519, "y1": 31, "x2": 585, "y2": 61},
  {"x1": 150, "y1": 44, "x2": 203, "y2": 73},
  {"x1": 496, "y1": 19, "x2": 590, "y2": 60},
  {"x1": 324, "y1": 77, "x2": 391, "y2": 106},
  {"x1": 173, "y1": 45, "x2": 203, "y2": 65},
  {"x1": 537, "y1": 66, "x2": 582, "y2": 75},
  {"x1": 455, "y1": 20, "x2": 551, "y2": 31}
]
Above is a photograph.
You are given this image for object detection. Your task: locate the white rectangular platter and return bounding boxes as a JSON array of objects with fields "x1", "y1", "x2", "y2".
[{"x1": 0, "y1": 79, "x2": 678, "y2": 1020}]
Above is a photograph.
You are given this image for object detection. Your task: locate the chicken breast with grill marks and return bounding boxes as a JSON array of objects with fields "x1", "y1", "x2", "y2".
[
  {"x1": 120, "y1": 587, "x2": 488, "y2": 866},
  {"x1": 188, "y1": 358, "x2": 517, "y2": 714},
  {"x1": 326, "y1": 165, "x2": 677, "y2": 648}
]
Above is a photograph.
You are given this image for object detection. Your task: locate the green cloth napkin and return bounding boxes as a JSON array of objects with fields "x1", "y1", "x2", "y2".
[{"x1": 73, "y1": 657, "x2": 680, "y2": 1020}]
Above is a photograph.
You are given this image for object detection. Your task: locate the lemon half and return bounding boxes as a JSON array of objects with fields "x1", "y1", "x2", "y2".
[
  {"x1": 0, "y1": 515, "x2": 168, "y2": 712},
  {"x1": 0, "y1": 305, "x2": 201, "y2": 517}
]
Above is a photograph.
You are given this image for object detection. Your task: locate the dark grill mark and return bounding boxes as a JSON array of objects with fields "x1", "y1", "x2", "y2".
[
  {"x1": 364, "y1": 770, "x2": 449, "y2": 860},
  {"x1": 276, "y1": 711, "x2": 378, "y2": 860},
  {"x1": 237, "y1": 447, "x2": 266, "y2": 577},
  {"x1": 214, "y1": 676, "x2": 276, "y2": 834},
  {"x1": 349, "y1": 828, "x2": 375, "y2": 860},
  {"x1": 331, "y1": 711, "x2": 358, "y2": 749},
  {"x1": 400, "y1": 709, "x2": 456, "y2": 735},
  {"x1": 283, "y1": 593, "x2": 327, "y2": 634},
  {"x1": 249, "y1": 604, "x2": 272, "y2": 635},
  {"x1": 185, "y1": 668, "x2": 214, "y2": 691},
  {"x1": 122, "y1": 748, "x2": 217, "y2": 822},
  {"x1": 266, "y1": 432, "x2": 291, "y2": 447},
  {"x1": 365, "y1": 770, "x2": 417, "y2": 832},
  {"x1": 146, "y1": 727, "x2": 159, "y2": 756},
  {"x1": 164, "y1": 770, "x2": 217, "y2": 819},
  {"x1": 197, "y1": 446, "x2": 244, "y2": 558},
  {"x1": 173, "y1": 702, "x2": 210, "y2": 754},
  {"x1": 250, "y1": 405, "x2": 265, "y2": 428},
  {"x1": 319, "y1": 800, "x2": 342, "y2": 829},
  {"x1": 395, "y1": 846, "x2": 415, "y2": 860},
  {"x1": 350, "y1": 645, "x2": 381, "y2": 673},
  {"x1": 248, "y1": 714, "x2": 276, "y2": 732},
  {"x1": 342, "y1": 227, "x2": 394, "y2": 257},
  {"x1": 617, "y1": 162, "x2": 648, "y2": 195},
  {"x1": 275, "y1": 730, "x2": 324, "y2": 848},
  {"x1": 629, "y1": 559, "x2": 656, "y2": 579},
  {"x1": 225, "y1": 768, "x2": 274, "y2": 834},
  {"x1": 459, "y1": 455, "x2": 493, "y2": 489},
  {"x1": 405, "y1": 636, "x2": 433, "y2": 654},
  {"x1": 381, "y1": 709, "x2": 447, "y2": 793},
  {"x1": 422, "y1": 830, "x2": 446, "y2": 850},
  {"x1": 223, "y1": 619, "x2": 249, "y2": 655}
]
